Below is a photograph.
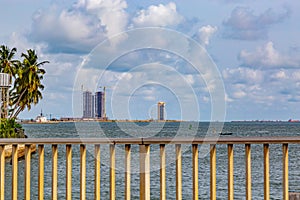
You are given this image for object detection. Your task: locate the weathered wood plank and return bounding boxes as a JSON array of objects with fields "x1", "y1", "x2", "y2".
[
  {"x1": 283, "y1": 144, "x2": 289, "y2": 200},
  {"x1": 176, "y1": 144, "x2": 182, "y2": 200},
  {"x1": 0, "y1": 145, "x2": 5, "y2": 200},
  {"x1": 125, "y1": 144, "x2": 131, "y2": 200},
  {"x1": 66, "y1": 145, "x2": 72, "y2": 200},
  {"x1": 110, "y1": 144, "x2": 115, "y2": 200},
  {"x1": 264, "y1": 144, "x2": 269, "y2": 200},
  {"x1": 192, "y1": 144, "x2": 198, "y2": 200},
  {"x1": 210, "y1": 145, "x2": 216, "y2": 200},
  {"x1": 52, "y1": 145, "x2": 58, "y2": 200},
  {"x1": 80, "y1": 144, "x2": 86, "y2": 200},
  {"x1": 38, "y1": 145, "x2": 44, "y2": 200},
  {"x1": 228, "y1": 144, "x2": 234, "y2": 200},
  {"x1": 25, "y1": 144, "x2": 31, "y2": 200},
  {"x1": 140, "y1": 145, "x2": 150, "y2": 200},
  {"x1": 160, "y1": 144, "x2": 166, "y2": 200},
  {"x1": 94, "y1": 144, "x2": 100, "y2": 200},
  {"x1": 245, "y1": 144, "x2": 251, "y2": 200},
  {"x1": 12, "y1": 144, "x2": 18, "y2": 200}
]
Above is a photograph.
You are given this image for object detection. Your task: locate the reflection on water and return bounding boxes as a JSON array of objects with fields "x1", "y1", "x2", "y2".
[{"x1": 3, "y1": 121, "x2": 300, "y2": 199}]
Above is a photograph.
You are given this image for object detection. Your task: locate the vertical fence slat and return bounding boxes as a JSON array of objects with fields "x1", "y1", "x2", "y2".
[
  {"x1": 110, "y1": 144, "x2": 116, "y2": 200},
  {"x1": 80, "y1": 144, "x2": 86, "y2": 200},
  {"x1": 12, "y1": 144, "x2": 18, "y2": 200},
  {"x1": 25, "y1": 144, "x2": 31, "y2": 200},
  {"x1": 0, "y1": 145, "x2": 5, "y2": 200},
  {"x1": 245, "y1": 144, "x2": 251, "y2": 200},
  {"x1": 125, "y1": 144, "x2": 131, "y2": 200},
  {"x1": 282, "y1": 144, "x2": 288, "y2": 200},
  {"x1": 38, "y1": 145, "x2": 44, "y2": 200},
  {"x1": 66, "y1": 145, "x2": 72, "y2": 200},
  {"x1": 263, "y1": 144, "x2": 269, "y2": 200},
  {"x1": 140, "y1": 144, "x2": 150, "y2": 200},
  {"x1": 160, "y1": 144, "x2": 166, "y2": 200},
  {"x1": 94, "y1": 144, "x2": 100, "y2": 200},
  {"x1": 228, "y1": 144, "x2": 234, "y2": 200},
  {"x1": 210, "y1": 144, "x2": 216, "y2": 200},
  {"x1": 52, "y1": 145, "x2": 58, "y2": 200},
  {"x1": 176, "y1": 144, "x2": 182, "y2": 200},
  {"x1": 192, "y1": 144, "x2": 198, "y2": 200}
]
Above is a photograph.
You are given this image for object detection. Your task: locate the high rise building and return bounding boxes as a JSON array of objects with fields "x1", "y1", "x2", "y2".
[
  {"x1": 95, "y1": 91, "x2": 105, "y2": 118},
  {"x1": 91, "y1": 94, "x2": 95, "y2": 118},
  {"x1": 157, "y1": 101, "x2": 165, "y2": 120},
  {"x1": 83, "y1": 91, "x2": 93, "y2": 118},
  {"x1": 82, "y1": 88, "x2": 106, "y2": 119}
]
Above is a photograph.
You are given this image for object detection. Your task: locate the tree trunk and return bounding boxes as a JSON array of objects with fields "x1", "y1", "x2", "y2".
[{"x1": 9, "y1": 89, "x2": 26, "y2": 119}]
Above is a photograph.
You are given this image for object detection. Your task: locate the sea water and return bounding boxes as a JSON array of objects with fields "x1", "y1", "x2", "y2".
[{"x1": 4, "y1": 121, "x2": 300, "y2": 199}]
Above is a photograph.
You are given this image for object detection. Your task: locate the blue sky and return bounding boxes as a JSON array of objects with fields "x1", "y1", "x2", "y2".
[{"x1": 1, "y1": 0, "x2": 300, "y2": 121}]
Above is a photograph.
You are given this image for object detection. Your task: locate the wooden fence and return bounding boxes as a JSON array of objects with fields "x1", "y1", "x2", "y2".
[{"x1": 0, "y1": 137, "x2": 298, "y2": 200}]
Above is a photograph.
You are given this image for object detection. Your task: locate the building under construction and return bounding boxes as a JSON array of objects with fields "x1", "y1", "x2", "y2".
[
  {"x1": 157, "y1": 101, "x2": 165, "y2": 121},
  {"x1": 82, "y1": 88, "x2": 107, "y2": 120}
]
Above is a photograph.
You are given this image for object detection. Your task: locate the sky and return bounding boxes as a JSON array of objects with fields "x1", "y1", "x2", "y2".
[{"x1": 1, "y1": 0, "x2": 300, "y2": 121}]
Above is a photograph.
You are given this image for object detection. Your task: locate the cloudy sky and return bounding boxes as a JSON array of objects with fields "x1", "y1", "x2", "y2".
[{"x1": 1, "y1": 0, "x2": 300, "y2": 121}]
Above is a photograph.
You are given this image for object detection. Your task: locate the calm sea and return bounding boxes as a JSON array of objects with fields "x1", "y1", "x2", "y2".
[{"x1": 4, "y1": 121, "x2": 300, "y2": 199}]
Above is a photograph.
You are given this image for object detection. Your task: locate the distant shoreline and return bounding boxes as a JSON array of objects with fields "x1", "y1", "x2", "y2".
[
  {"x1": 19, "y1": 119, "x2": 184, "y2": 124},
  {"x1": 18, "y1": 119, "x2": 300, "y2": 124}
]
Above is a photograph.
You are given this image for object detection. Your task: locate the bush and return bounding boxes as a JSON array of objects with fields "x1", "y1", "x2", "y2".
[{"x1": 0, "y1": 118, "x2": 25, "y2": 138}]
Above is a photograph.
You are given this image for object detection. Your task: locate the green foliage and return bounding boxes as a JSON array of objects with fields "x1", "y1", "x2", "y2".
[
  {"x1": 0, "y1": 45, "x2": 48, "y2": 138},
  {"x1": 0, "y1": 45, "x2": 49, "y2": 119},
  {"x1": 0, "y1": 118, "x2": 24, "y2": 138}
]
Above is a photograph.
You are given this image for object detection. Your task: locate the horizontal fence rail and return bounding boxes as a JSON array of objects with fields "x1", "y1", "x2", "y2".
[{"x1": 0, "y1": 136, "x2": 298, "y2": 199}]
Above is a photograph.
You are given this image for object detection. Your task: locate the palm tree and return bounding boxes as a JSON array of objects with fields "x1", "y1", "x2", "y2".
[
  {"x1": 0, "y1": 45, "x2": 18, "y2": 80},
  {"x1": 9, "y1": 49, "x2": 48, "y2": 119},
  {"x1": 0, "y1": 45, "x2": 19, "y2": 118}
]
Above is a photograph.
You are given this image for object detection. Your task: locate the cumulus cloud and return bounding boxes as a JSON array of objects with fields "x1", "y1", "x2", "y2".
[
  {"x1": 30, "y1": 0, "x2": 128, "y2": 53},
  {"x1": 222, "y1": 67, "x2": 264, "y2": 101},
  {"x1": 239, "y1": 41, "x2": 300, "y2": 68},
  {"x1": 132, "y1": 2, "x2": 184, "y2": 27},
  {"x1": 223, "y1": 6, "x2": 289, "y2": 40},
  {"x1": 270, "y1": 70, "x2": 287, "y2": 80},
  {"x1": 76, "y1": 0, "x2": 128, "y2": 37},
  {"x1": 196, "y1": 25, "x2": 217, "y2": 46},
  {"x1": 222, "y1": 65, "x2": 300, "y2": 109},
  {"x1": 30, "y1": 1, "x2": 188, "y2": 54}
]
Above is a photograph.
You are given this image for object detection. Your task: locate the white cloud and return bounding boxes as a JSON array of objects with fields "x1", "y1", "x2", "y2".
[
  {"x1": 232, "y1": 91, "x2": 246, "y2": 99},
  {"x1": 239, "y1": 42, "x2": 300, "y2": 68},
  {"x1": 76, "y1": 0, "x2": 128, "y2": 37},
  {"x1": 132, "y1": 2, "x2": 184, "y2": 27},
  {"x1": 222, "y1": 67, "x2": 264, "y2": 101},
  {"x1": 222, "y1": 65, "x2": 300, "y2": 108},
  {"x1": 271, "y1": 70, "x2": 287, "y2": 80},
  {"x1": 196, "y1": 25, "x2": 217, "y2": 46},
  {"x1": 225, "y1": 93, "x2": 234, "y2": 102},
  {"x1": 223, "y1": 67, "x2": 263, "y2": 83},
  {"x1": 292, "y1": 71, "x2": 300, "y2": 81},
  {"x1": 223, "y1": 6, "x2": 289, "y2": 40},
  {"x1": 30, "y1": 0, "x2": 128, "y2": 53},
  {"x1": 185, "y1": 74, "x2": 195, "y2": 85}
]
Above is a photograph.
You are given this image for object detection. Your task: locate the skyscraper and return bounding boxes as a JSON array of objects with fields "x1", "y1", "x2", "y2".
[
  {"x1": 95, "y1": 91, "x2": 105, "y2": 118},
  {"x1": 82, "y1": 88, "x2": 106, "y2": 119},
  {"x1": 83, "y1": 91, "x2": 94, "y2": 118},
  {"x1": 157, "y1": 101, "x2": 165, "y2": 120}
]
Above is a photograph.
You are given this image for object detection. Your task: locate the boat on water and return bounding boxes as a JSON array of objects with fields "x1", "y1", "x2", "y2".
[{"x1": 219, "y1": 132, "x2": 233, "y2": 136}]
